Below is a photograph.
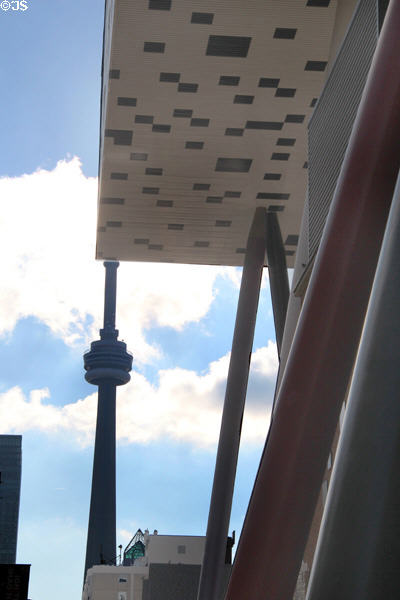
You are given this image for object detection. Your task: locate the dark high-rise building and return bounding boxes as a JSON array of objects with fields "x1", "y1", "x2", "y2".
[{"x1": 0, "y1": 435, "x2": 22, "y2": 564}]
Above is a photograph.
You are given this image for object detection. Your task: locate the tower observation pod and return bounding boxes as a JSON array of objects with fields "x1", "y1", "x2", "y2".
[{"x1": 83, "y1": 261, "x2": 133, "y2": 581}]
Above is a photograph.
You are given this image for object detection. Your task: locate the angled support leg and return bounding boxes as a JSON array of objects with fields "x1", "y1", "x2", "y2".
[
  {"x1": 265, "y1": 211, "x2": 289, "y2": 359},
  {"x1": 197, "y1": 207, "x2": 266, "y2": 600}
]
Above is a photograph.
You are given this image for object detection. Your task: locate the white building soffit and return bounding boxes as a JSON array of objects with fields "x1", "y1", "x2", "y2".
[{"x1": 97, "y1": 0, "x2": 338, "y2": 268}]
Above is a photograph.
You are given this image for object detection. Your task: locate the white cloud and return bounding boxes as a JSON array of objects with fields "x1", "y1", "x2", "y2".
[
  {"x1": 0, "y1": 158, "x2": 98, "y2": 345},
  {"x1": 0, "y1": 343, "x2": 278, "y2": 449},
  {"x1": 0, "y1": 158, "x2": 279, "y2": 449},
  {"x1": 0, "y1": 158, "x2": 233, "y2": 362},
  {"x1": 0, "y1": 386, "x2": 97, "y2": 445}
]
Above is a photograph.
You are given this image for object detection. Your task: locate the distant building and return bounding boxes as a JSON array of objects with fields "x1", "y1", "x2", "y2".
[
  {"x1": 0, "y1": 435, "x2": 22, "y2": 564},
  {"x1": 82, "y1": 529, "x2": 231, "y2": 600},
  {"x1": 0, "y1": 563, "x2": 30, "y2": 600}
]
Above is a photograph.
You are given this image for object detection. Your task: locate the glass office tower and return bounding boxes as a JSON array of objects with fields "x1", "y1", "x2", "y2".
[{"x1": 0, "y1": 435, "x2": 22, "y2": 564}]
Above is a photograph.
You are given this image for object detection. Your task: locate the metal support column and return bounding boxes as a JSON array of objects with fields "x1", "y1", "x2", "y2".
[
  {"x1": 276, "y1": 200, "x2": 309, "y2": 399},
  {"x1": 197, "y1": 207, "x2": 266, "y2": 600},
  {"x1": 306, "y1": 171, "x2": 400, "y2": 600},
  {"x1": 225, "y1": 1, "x2": 400, "y2": 598},
  {"x1": 265, "y1": 211, "x2": 289, "y2": 359}
]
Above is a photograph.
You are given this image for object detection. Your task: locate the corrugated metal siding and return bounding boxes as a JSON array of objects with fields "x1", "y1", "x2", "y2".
[{"x1": 307, "y1": 0, "x2": 378, "y2": 260}]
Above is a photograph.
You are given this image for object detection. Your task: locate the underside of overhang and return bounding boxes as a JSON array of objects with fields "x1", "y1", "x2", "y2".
[{"x1": 96, "y1": 0, "x2": 353, "y2": 268}]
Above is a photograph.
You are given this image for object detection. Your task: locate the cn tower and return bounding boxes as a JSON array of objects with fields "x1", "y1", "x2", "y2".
[{"x1": 83, "y1": 261, "x2": 132, "y2": 579}]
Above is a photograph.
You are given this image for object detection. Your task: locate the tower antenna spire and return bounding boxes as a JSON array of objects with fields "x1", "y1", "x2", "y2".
[{"x1": 102, "y1": 261, "x2": 118, "y2": 335}]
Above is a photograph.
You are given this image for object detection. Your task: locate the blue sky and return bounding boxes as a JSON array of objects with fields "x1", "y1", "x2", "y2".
[{"x1": 0, "y1": 2, "x2": 279, "y2": 599}]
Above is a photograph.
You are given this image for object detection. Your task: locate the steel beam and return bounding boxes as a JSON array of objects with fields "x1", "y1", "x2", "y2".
[
  {"x1": 276, "y1": 199, "x2": 309, "y2": 400},
  {"x1": 225, "y1": 1, "x2": 400, "y2": 598},
  {"x1": 265, "y1": 211, "x2": 289, "y2": 359},
  {"x1": 197, "y1": 207, "x2": 266, "y2": 600},
  {"x1": 306, "y1": 171, "x2": 400, "y2": 600}
]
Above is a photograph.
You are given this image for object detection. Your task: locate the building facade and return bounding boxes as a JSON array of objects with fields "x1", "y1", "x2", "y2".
[
  {"x1": 83, "y1": 530, "x2": 230, "y2": 600},
  {"x1": 0, "y1": 435, "x2": 22, "y2": 565}
]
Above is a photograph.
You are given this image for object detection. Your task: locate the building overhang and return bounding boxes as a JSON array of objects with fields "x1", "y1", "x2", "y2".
[{"x1": 96, "y1": 0, "x2": 351, "y2": 268}]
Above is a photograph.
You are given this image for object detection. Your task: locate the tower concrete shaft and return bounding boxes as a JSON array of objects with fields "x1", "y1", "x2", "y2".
[{"x1": 83, "y1": 262, "x2": 132, "y2": 581}]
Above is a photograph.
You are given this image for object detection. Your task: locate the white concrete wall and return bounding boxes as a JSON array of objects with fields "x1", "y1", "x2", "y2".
[
  {"x1": 83, "y1": 565, "x2": 148, "y2": 600},
  {"x1": 145, "y1": 534, "x2": 205, "y2": 566}
]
